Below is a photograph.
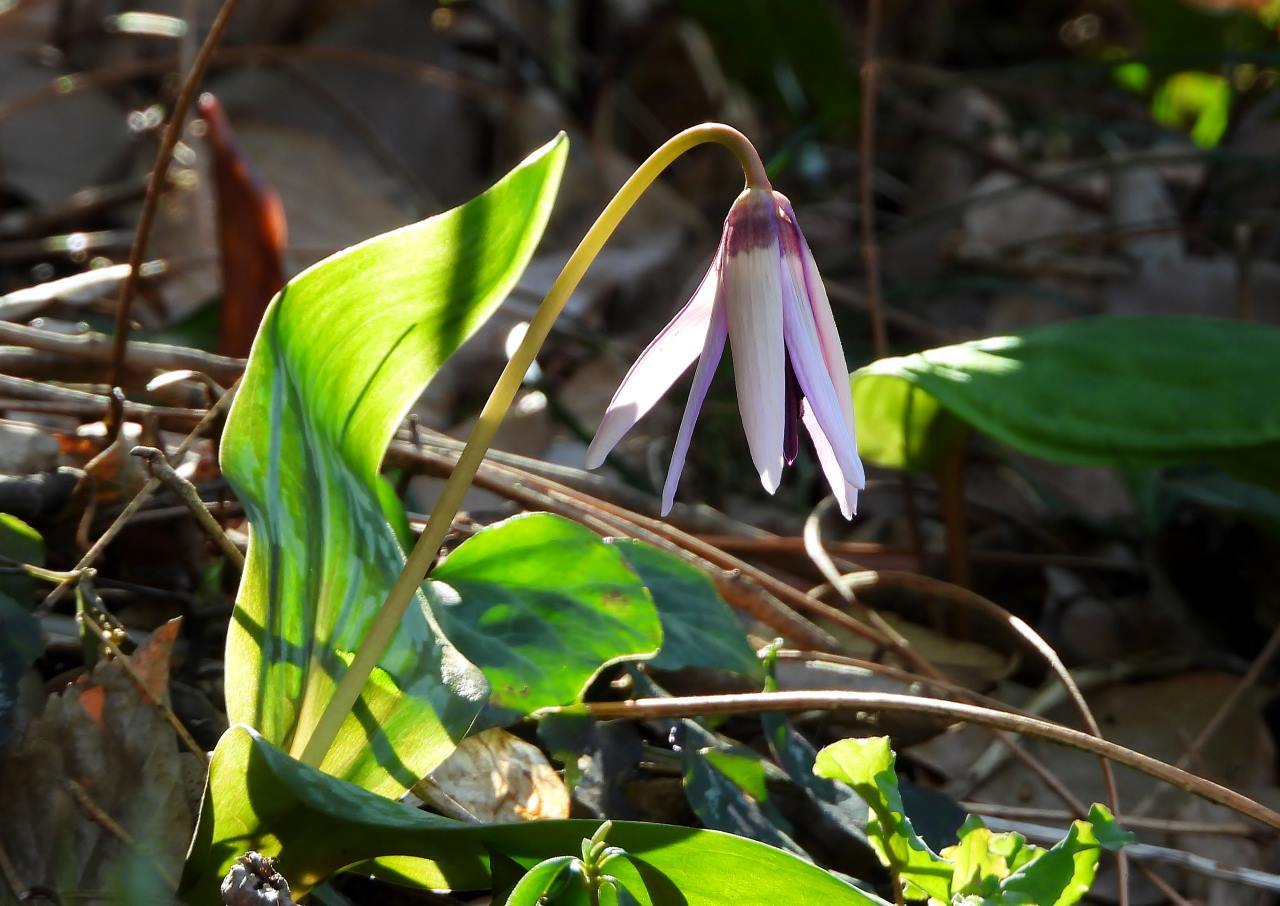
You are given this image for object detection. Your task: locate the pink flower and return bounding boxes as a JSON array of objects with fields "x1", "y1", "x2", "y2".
[{"x1": 586, "y1": 187, "x2": 865, "y2": 518}]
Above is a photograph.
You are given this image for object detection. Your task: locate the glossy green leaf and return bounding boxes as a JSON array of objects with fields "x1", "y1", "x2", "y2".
[
  {"x1": 506, "y1": 856, "x2": 588, "y2": 906},
  {"x1": 852, "y1": 317, "x2": 1280, "y2": 485},
  {"x1": 608, "y1": 540, "x2": 761, "y2": 678},
  {"x1": 430, "y1": 513, "x2": 662, "y2": 726},
  {"x1": 814, "y1": 737, "x2": 951, "y2": 901},
  {"x1": 179, "y1": 726, "x2": 886, "y2": 906},
  {"x1": 220, "y1": 135, "x2": 568, "y2": 797}
]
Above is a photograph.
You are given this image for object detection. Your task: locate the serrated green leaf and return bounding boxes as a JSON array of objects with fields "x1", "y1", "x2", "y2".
[
  {"x1": 179, "y1": 726, "x2": 888, "y2": 906},
  {"x1": 993, "y1": 806, "x2": 1129, "y2": 906},
  {"x1": 852, "y1": 317, "x2": 1280, "y2": 488},
  {"x1": 942, "y1": 816, "x2": 1039, "y2": 898},
  {"x1": 430, "y1": 513, "x2": 662, "y2": 727},
  {"x1": 608, "y1": 539, "x2": 761, "y2": 679},
  {"x1": 220, "y1": 135, "x2": 568, "y2": 797},
  {"x1": 814, "y1": 737, "x2": 952, "y2": 901}
]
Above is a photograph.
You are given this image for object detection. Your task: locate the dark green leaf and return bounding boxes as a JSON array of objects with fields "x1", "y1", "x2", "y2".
[
  {"x1": 431, "y1": 513, "x2": 662, "y2": 727},
  {"x1": 852, "y1": 317, "x2": 1280, "y2": 486},
  {"x1": 180, "y1": 726, "x2": 886, "y2": 906},
  {"x1": 608, "y1": 540, "x2": 761, "y2": 679},
  {"x1": 220, "y1": 135, "x2": 568, "y2": 797}
]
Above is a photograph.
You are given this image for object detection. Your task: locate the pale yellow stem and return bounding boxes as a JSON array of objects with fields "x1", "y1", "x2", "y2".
[{"x1": 298, "y1": 123, "x2": 769, "y2": 769}]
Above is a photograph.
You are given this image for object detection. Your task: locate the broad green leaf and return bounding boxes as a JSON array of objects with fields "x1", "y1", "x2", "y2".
[
  {"x1": 852, "y1": 317, "x2": 1280, "y2": 485},
  {"x1": 608, "y1": 539, "x2": 761, "y2": 679},
  {"x1": 992, "y1": 813, "x2": 1101, "y2": 906},
  {"x1": 179, "y1": 726, "x2": 888, "y2": 906},
  {"x1": 430, "y1": 513, "x2": 662, "y2": 726},
  {"x1": 814, "y1": 737, "x2": 951, "y2": 901},
  {"x1": 220, "y1": 134, "x2": 568, "y2": 797}
]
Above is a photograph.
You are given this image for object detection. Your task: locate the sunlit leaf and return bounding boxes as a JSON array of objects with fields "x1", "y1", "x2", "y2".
[
  {"x1": 608, "y1": 539, "x2": 761, "y2": 679},
  {"x1": 430, "y1": 513, "x2": 662, "y2": 727},
  {"x1": 220, "y1": 135, "x2": 568, "y2": 797},
  {"x1": 179, "y1": 726, "x2": 886, "y2": 906},
  {"x1": 852, "y1": 317, "x2": 1280, "y2": 488},
  {"x1": 814, "y1": 737, "x2": 952, "y2": 901}
]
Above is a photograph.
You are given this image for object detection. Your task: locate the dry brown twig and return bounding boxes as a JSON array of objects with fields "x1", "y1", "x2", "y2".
[{"x1": 107, "y1": 0, "x2": 243, "y2": 389}]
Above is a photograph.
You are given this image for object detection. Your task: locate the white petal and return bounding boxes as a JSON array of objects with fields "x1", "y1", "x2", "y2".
[
  {"x1": 802, "y1": 404, "x2": 860, "y2": 518},
  {"x1": 724, "y1": 241, "x2": 786, "y2": 494},
  {"x1": 585, "y1": 251, "x2": 722, "y2": 469},
  {"x1": 661, "y1": 295, "x2": 729, "y2": 515},
  {"x1": 780, "y1": 252, "x2": 865, "y2": 489},
  {"x1": 778, "y1": 194, "x2": 856, "y2": 434}
]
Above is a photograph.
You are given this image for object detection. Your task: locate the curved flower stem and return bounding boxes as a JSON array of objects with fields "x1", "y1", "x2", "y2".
[
  {"x1": 578, "y1": 691, "x2": 1280, "y2": 832},
  {"x1": 299, "y1": 124, "x2": 769, "y2": 769}
]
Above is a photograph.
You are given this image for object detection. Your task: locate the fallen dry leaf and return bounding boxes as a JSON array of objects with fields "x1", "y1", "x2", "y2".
[
  {"x1": 422, "y1": 728, "x2": 570, "y2": 822},
  {"x1": 0, "y1": 619, "x2": 200, "y2": 902}
]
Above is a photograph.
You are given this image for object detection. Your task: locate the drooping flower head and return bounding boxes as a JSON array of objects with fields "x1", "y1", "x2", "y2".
[{"x1": 586, "y1": 187, "x2": 865, "y2": 518}]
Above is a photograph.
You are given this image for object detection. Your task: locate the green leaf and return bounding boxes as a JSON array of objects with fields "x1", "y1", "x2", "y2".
[
  {"x1": 220, "y1": 135, "x2": 568, "y2": 797},
  {"x1": 506, "y1": 856, "x2": 589, "y2": 906},
  {"x1": 608, "y1": 540, "x2": 761, "y2": 678},
  {"x1": 430, "y1": 513, "x2": 662, "y2": 727},
  {"x1": 943, "y1": 816, "x2": 1040, "y2": 898},
  {"x1": 993, "y1": 816, "x2": 1101, "y2": 906},
  {"x1": 814, "y1": 737, "x2": 952, "y2": 901},
  {"x1": 683, "y1": 741, "x2": 804, "y2": 857},
  {"x1": 0, "y1": 513, "x2": 43, "y2": 603},
  {"x1": 180, "y1": 725, "x2": 887, "y2": 906},
  {"x1": 852, "y1": 317, "x2": 1280, "y2": 485}
]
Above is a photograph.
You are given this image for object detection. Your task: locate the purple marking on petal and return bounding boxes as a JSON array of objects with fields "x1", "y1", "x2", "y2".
[
  {"x1": 662, "y1": 294, "x2": 729, "y2": 515},
  {"x1": 783, "y1": 356, "x2": 801, "y2": 466},
  {"x1": 802, "y1": 404, "x2": 859, "y2": 519},
  {"x1": 585, "y1": 247, "x2": 722, "y2": 469},
  {"x1": 777, "y1": 194, "x2": 857, "y2": 437},
  {"x1": 776, "y1": 200, "x2": 865, "y2": 489}
]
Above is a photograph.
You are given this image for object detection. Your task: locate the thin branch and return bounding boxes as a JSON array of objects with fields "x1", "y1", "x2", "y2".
[
  {"x1": 0, "y1": 319, "x2": 244, "y2": 383},
  {"x1": 1132, "y1": 617, "x2": 1280, "y2": 818},
  {"x1": 108, "y1": 0, "x2": 242, "y2": 388},
  {"x1": 131, "y1": 446, "x2": 244, "y2": 570},
  {"x1": 579, "y1": 691, "x2": 1280, "y2": 831},
  {"x1": 39, "y1": 380, "x2": 238, "y2": 612}
]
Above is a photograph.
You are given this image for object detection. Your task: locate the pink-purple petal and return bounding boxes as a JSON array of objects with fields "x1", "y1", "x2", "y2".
[
  {"x1": 802, "y1": 404, "x2": 860, "y2": 518},
  {"x1": 585, "y1": 250, "x2": 721, "y2": 469},
  {"x1": 723, "y1": 191, "x2": 786, "y2": 493},
  {"x1": 661, "y1": 295, "x2": 729, "y2": 515},
  {"x1": 779, "y1": 255, "x2": 865, "y2": 489}
]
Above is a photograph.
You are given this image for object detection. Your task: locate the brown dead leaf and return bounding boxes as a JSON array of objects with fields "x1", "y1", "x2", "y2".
[
  {"x1": 199, "y1": 93, "x2": 288, "y2": 359},
  {"x1": 422, "y1": 728, "x2": 569, "y2": 822},
  {"x1": 0, "y1": 620, "x2": 200, "y2": 902}
]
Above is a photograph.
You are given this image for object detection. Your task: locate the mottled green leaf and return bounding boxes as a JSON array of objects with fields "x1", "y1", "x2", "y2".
[
  {"x1": 220, "y1": 135, "x2": 568, "y2": 797},
  {"x1": 179, "y1": 726, "x2": 886, "y2": 906},
  {"x1": 430, "y1": 513, "x2": 662, "y2": 727},
  {"x1": 608, "y1": 539, "x2": 760, "y2": 678},
  {"x1": 852, "y1": 317, "x2": 1280, "y2": 487}
]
